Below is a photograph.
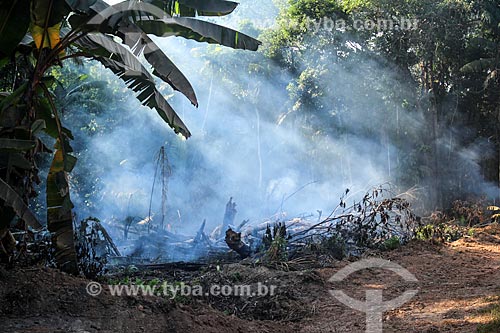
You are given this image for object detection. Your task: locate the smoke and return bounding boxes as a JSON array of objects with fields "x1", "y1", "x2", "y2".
[{"x1": 62, "y1": 0, "x2": 497, "y2": 257}]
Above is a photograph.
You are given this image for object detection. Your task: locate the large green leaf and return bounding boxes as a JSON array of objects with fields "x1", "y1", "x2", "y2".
[
  {"x1": 0, "y1": 0, "x2": 31, "y2": 57},
  {"x1": 64, "y1": 0, "x2": 97, "y2": 12},
  {"x1": 36, "y1": 97, "x2": 74, "y2": 140},
  {"x1": 76, "y1": 33, "x2": 192, "y2": 138},
  {"x1": 144, "y1": 0, "x2": 238, "y2": 17},
  {"x1": 0, "y1": 57, "x2": 8, "y2": 70},
  {"x1": 31, "y1": 119, "x2": 47, "y2": 134},
  {"x1": 125, "y1": 31, "x2": 199, "y2": 107},
  {"x1": 12, "y1": 153, "x2": 32, "y2": 170},
  {"x1": 82, "y1": 2, "x2": 260, "y2": 50},
  {"x1": 136, "y1": 17, "x2": 261, "y2": 50},
  {"x1": 67, "y1": 0, "x2": 237, "y2": 17},
  {"x1": 0, "y1": 138, "x2": 37, "y2": 152},
  {"x1": 66, "y1": 0, "x2": 260, "y2": 138},
  {"x1": 30, "y1": 0, "x2": 70, "y2": 27},
  {"x1": 46, "y1": 147, "x2": 78, "y2": 274},
  {"x1": 0, "y1": 82, "x2": 28, "y2": 113},
  {"x1": 0, "y1": 152, "x2": 32, "y2": 170},
  {"x1": 70, "y1": 0, "x2": 199, "y2": 107},
  {"x1": 0, "y1": 178, "x2": 42, "y2": 230},
  {"x1": 72, "y1": 0, "x2": 261, "y2": 107}
]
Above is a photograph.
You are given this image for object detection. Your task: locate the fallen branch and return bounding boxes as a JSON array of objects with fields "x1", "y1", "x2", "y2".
[{"x1": 225, "y1": 228, "x2": 251, "y2": 258}]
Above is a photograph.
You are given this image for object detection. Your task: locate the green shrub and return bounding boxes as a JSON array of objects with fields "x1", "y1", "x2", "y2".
[
  {"x1": 477, "y1": 302, "x2": 500, "y2": 333},
  {"x1": 382, "y1": 236, "x2": 400, "y2": 250}
]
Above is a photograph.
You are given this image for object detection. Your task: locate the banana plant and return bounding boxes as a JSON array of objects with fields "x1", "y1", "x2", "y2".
[{"x1": 0, "y1": 0, "x2": 260, "y2": 273}]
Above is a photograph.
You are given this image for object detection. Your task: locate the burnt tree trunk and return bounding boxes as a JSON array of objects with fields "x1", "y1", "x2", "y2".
[{"x1": 222, "y1": 197, "x2": 237, "y2": 228}]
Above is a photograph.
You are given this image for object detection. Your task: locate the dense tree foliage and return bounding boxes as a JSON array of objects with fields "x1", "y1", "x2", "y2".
[{"x1": 263, "y1": 0, "x2": 500, "y2": 209}]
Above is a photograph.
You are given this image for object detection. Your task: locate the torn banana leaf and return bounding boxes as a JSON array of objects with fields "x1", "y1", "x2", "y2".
[
  {"x1": 46, "y1": 147, "x2": 78, "y2": 274},
  {"x1": 75, "y1": 33, "x2": 191, "y2": 138},
  {"x1": 0, "y1": 138, "x2": 37, "y2": 152},
  {"x1": 69, "y1": 0, "x2": 199, "y2": 107},
  {"x1": 0, "y1": 178, "x2": 42, "y2": 230},
  {"x1": 144, "y1": 0, "x2": 238, "y2": 17}
]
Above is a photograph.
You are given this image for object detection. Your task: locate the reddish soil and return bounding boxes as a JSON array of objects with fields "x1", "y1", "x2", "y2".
[{"x1": 1, "y1": 225, "x2": 499, "y2": 333}]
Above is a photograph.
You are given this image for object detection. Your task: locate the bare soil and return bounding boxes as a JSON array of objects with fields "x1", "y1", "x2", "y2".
[{"x1": 1, "y1": 225, "x2": 500, "y2": 333}]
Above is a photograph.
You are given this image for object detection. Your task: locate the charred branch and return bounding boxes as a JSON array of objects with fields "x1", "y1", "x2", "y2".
[
  {"x1": 225, "y1": 228, "x2": 251, "y2": 258},
  {"x1": 223, "y1": 197, "x2": 237, "y2": 228}
]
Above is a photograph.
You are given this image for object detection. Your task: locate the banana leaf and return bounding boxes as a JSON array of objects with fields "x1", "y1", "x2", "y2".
[
  {"x1": 64, "y1": 0, "x2": 97, "y2": 12},
  {"x1": 75, "y1": 33, "x2": 191, "y2": 138},
  {"x1": 8, "y1": 153, "x2": 33, "y2": 170},
  {"x1": 36, "y1": 97, "x2": 74, "y2": 140},
  {"x1": 30, "y1": 0, "x2": 70, "y2": 27},
  {"x1": 127, "y1": 31, "x2": 199, "y2": 107},
  {"x1": 46, "y1": 147, "x2": 78, "y2": 274},
  {"x1": 0, "y1": 0, "x2": 31, "y2": 57},
  {"x1": 31, "y1": 119, "x2": 46, "y2": 135},
  {"x1": 0, "y1": 152, "x2": 32, "y2": 170},
  {"x1": 71, "y1": 0, "x2": 260, "y2": 107},
  {"x1": 0, "y1": 178, "x2": 42, "y2": 230},
  {"x1": 70, "y1": 0, "x2": 199, "y2": 107},
  {"x1": 0, "y1": 138, "x2": 37, "y2": 152},
  {"x1": 82, "y1": 3, "x2": 261, "y2": 51},
  {"x1": 144, "y1": 0, "x2": 238, "y2": 17},
  {"x1": 0, "y1": 82, "x2": 28, "y2": 113},
  {"x1": 136, "y1": 17, "x2": 261, "y2": 51}
]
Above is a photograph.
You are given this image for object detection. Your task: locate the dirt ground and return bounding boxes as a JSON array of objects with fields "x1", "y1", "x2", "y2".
[{"x1": 1, "y1": 225, "x2": 499, "y2": 333}]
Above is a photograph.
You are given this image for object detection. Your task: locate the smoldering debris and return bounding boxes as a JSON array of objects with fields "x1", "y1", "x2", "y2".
[
  {"x1": 88, "y1": 185, "x2": 420, "y2": 271},
  {"x1": 6, "y1": 184, "x2": 419, "y2": 279},
  {"x1": 225, "y1": 228, "x2": 252, "y2": 258}
]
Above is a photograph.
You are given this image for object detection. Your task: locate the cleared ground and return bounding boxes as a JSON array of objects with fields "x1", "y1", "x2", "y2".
[{"x1": 1, "y1": 225, "x2": 499, "y2": 333}]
